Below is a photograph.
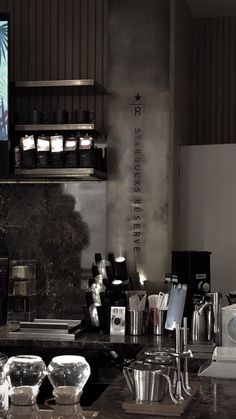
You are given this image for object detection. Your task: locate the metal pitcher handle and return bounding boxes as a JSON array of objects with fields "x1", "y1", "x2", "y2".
[
  {"x1": 161, "y1": 373, "x2": 179, "y2": 405},
  {"x1": 123, "y1": 366, "x2": 134, "y2": 394},
  {"x1": 180, "y1": 372, "x2": 192, "y2": 397}
]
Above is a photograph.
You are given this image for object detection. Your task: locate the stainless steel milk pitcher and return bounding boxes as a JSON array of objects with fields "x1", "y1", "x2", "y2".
[{"x1": 123, "y1": 361, "x2": 179, "y2": 404}]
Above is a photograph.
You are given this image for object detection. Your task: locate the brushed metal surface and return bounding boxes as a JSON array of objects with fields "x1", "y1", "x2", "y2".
[{"x1": 15, "y1": 79, "x2": 107, "y2": 93}]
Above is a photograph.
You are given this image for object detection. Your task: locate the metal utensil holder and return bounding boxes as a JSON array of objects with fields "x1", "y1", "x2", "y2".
[{"x1": 173, "y1": 320, "x2": 193, "y2": 402}]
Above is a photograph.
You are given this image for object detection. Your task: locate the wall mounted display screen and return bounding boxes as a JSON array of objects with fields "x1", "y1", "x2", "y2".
[{"x1": 0, "y1": 19, "x2": 8, "y2": 142}]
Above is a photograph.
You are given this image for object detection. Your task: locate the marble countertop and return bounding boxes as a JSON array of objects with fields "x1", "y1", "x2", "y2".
[
  {"x1": 0, "y1": 325, "x2": 215, "y2": 352},
  {"x1": 90, "y1": 374, "x2": 236, "y2": 419},
  {"x1": 0, "y1": 326, "x2": 214, "y2": 367},
  {"x1": 0, "y1": 325, "x2": 225, "y2": 418}
]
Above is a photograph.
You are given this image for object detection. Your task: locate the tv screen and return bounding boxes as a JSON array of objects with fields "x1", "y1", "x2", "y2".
[{"x1": 0, "y1": 19, "x2": 8, "y2": 142}]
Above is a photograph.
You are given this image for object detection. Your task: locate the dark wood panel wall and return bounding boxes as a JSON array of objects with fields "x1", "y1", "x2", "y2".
[
  {"x1": 193, "y1": 17, "x2": 236, "y2": 145},
  {"x1": 0, "y1": 0, "x2": 107, "y2": 128}
]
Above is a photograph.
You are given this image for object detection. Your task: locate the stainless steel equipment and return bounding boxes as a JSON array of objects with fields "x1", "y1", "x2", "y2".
[
  {"x1": 171, "y1": 250, "x2": 211, "y2": 328},
  {"x1": 8, "y1": 260, "x2": 37, "y2": 322},
  {"x1": 174, "y1": 323, "x2": 192, "y2": 401},
  {"x1": 183, "y1": 317, "x2": 191, "y2": 392},
  {"x1": 128, "y1": 310, "x2": 144, "y2": 336},
  {"x1": 136, "y1": 348, "x2": 176, "y2": 395},
  {"x1": 123, "y1": 361, "x2": 178, "y2": 404},
  {"x1": 129, "y1": 321, "x2": 192, "y2": 405},
  {"x1": 206, "y1": 292, "x2": 222, "y2": 345},
  {"x1": 191, "y1": 292, "x2": 222, "y2": 344},
  {"x1": 9, "y1": 319, "x2": 84, "y2": 340},
  {"x1": 191, "y1": 300, "x2": 212, "y2": 342}
]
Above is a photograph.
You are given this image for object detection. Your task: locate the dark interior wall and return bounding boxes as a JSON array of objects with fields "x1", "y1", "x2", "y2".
[
  {"x1": 170, "y1": 0, "x2": 193, "y2": 248},
  {"x1": 0, "y1": 0, "x2": 108, "y2": 320},
  {"x1": 0, "y1": 0, "x2": 107, "y2": 129},
  {"x1": 192, "y1": 17, "x2": 236, "y2": 145},
  {"x1": 172, "y1": 0, "x2": 193, "y2": 147}
]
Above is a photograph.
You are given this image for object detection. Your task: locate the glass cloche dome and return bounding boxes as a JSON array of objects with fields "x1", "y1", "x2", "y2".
[{"x1": 47, "y1": 355, "x2": 91, "y2": 418}]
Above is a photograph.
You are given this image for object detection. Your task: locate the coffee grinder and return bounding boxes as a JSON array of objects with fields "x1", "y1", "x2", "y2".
[{"x1": 171, "y1": 250, "x2": 211, "y2": 328}]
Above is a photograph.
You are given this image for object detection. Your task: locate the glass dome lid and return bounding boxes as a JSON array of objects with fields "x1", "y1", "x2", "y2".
[
  {"x1": 4, "y1": 355, "x2": 47, "y2": 406},
  {"x1": 47, "y1": 355, "x2": 91, "y2": 390},
  {"x1": 4, "y1": 355, "x2": 47, "y2": 388}
]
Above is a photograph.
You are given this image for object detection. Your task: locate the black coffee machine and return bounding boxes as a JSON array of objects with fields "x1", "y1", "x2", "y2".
[{"x1": 171, "y1": 250, "x2": 211, "y2": 327}]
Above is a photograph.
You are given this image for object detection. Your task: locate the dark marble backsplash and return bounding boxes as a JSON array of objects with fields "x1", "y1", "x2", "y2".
[{"x1": 0, "y1": 183, "x2": 106, "y2": 319}]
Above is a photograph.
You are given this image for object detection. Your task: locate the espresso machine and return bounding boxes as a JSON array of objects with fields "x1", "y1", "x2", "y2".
[{"x1": 171, "y1": 250, "x2": 211, "y2": 329}]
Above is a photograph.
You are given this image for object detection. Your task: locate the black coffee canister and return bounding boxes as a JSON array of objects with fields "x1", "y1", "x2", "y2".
[
  {"x1": 53, "y1": 110, "x2": 69, "y2": 124},
  {"x1": 78, "y1": 149, "x2": 95, "y2": 168},
  {"x1": 28, "y1": 110, "x2": 43, "y2": 124},
  {"x1": 74, "y1": 109, "x2": 94, "y2": 124}
]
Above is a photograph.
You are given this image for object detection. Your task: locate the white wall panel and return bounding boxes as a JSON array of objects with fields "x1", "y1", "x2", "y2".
[{"x1": 179, "y1": 144, "x2": 236, "y2": 296}]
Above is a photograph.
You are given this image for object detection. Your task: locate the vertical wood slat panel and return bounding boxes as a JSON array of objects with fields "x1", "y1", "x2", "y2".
[
  {"x1": 216, "y1": 18, "x2": 223, "y2": 143},
  {"x1": 35, "y1": 0, "x2": 43, "y2": 113},
  {"x1": 95, "y1": 0, "x2": 103, "y2": 131},
  {"x1": 192, "y1": 20, "x2": 198, "y2": 145},
  {"x1": 197, "y1": 20, "x2": 205, "y2": 144},
  {"x1": 0, "y1": 0, "x2": 7, "y2": 12},
  {"x1": 223, "y1": 17, "x2": 230, "y2": 143},
  {"x1": 21, "y1": 0, "x2": 29, "y2": 120},
  {"x1": 193, "y1": 17, "x2": 236, "y2": 145},
  {"x1": 50, "y1": 0, "x2": 58, "y2": 114},
  {"x1": 8, "y1": 0, "x2": 15, "y2": 79},
  {"x1": 229, "y1": 18, "x2": 236, "y2": 141},
  {"x1": 88, "y1": 0, "x2": 96, "y2": 119},
  {"x1": 80, "y1": 0, "x2": 88, "y2": 111},
  {"x1": 204, "y1": 19, "x2": 211, "y2": 144},
  {"x1": 3, "y1": 0, "x2": 106, "y2": 131},
  {"x1": 57, "y1": 0, "x2": 66, "y2": 111},
  {"x1": 13, "y1": 0, "x2": 23, "y2": 120},
  {"x1": 42, "y1": 0, "x2": 51, "y2": 114},
  {"x1": 210, "y1": 19, "x2": 217, "y2": 144},
  {"x1": 102, "y1": 0, "x2": 108, "y2": 131},
  {"x1": 65, "y1": 0, "x2": 73, "y2": 113},
  {"x1": 28, "y1": 0, "x2": 36, "y2": 113},
  {"x1": 72, "y1": 0, "x2": 81, "y2": 113},
  {"x1": 21, "y1": 0, "x2": 28, "y2": 80}
]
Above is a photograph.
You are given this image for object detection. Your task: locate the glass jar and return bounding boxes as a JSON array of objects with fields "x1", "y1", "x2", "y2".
[
  {"x1": 47, "y1": 355, "x2": 91, "y2": 419},
  {"x1": 4, "y1": 355, "x2": 47, "y2": 419}
]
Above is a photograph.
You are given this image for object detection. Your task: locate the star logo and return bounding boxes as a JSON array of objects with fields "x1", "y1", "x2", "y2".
[
  {"x1": 135, "y1": 93, "x2": 142, "y2": 101},
  {"x1": 129, "y1": 93, "x2": 145, "y2": 108}
]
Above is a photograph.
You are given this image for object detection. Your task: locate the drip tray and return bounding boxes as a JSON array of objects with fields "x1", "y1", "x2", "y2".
[{"x1": 9, "y1": 319, "x2": 86, "y2": 340}]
